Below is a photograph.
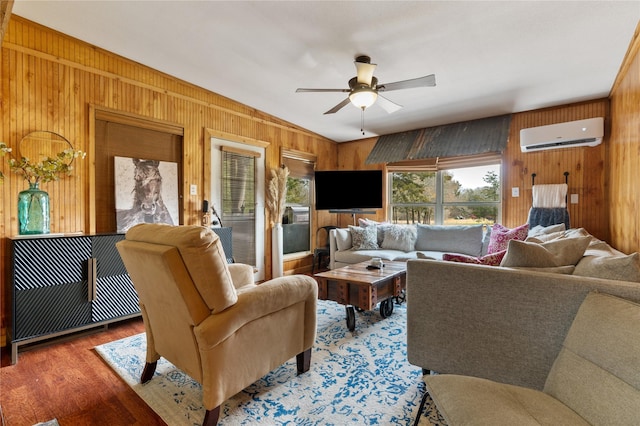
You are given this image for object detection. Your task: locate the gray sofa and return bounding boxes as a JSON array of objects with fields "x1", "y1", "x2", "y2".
[
  {"x1": 418, "y1": 291, "x2": 640, "y2": 425},
  {"x1": 406, "y1": 259, "x2": 640, "y2": 390},
  {"x1": 329, "y1": 224, "x2": 488, "y2": 269}
]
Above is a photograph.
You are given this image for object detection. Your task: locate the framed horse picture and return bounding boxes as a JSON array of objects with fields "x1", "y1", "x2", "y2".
[{"x1": 114, "y1": 156, "x2": 180, "y2": 233}]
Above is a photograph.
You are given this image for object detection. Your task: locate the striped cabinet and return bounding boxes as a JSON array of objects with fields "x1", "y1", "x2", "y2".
[{"x1": 10, "y1": 234, "x2": 140, "y2": 364}]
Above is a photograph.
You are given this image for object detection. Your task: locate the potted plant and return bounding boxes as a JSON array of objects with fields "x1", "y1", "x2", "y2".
[{"x1": 6, "y1": 143, "x2": 85, "y2": 234}]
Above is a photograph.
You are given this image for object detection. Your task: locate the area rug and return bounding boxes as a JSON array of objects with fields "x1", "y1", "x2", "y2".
[{"x1": 96, "y1": 300, "x2": 444, "y2": 425}]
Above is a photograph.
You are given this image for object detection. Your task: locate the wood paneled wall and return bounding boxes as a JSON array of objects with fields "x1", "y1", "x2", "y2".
[
  {"x1": 502, "y1": 100, "x2": 610, "y2": 240},
  {"x1": 341, "y1": 103, "x2": 612, "y2": 244},
  {"x1": 0, "y1": 16, "x2": 337, "y2": 346},
  {"x1": 609, "y1": 22, "x2": 640, "y2": 254}
]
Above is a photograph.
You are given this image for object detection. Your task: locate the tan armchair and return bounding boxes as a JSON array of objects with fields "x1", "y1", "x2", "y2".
[{"x1": 116, "y1": 224, "x2": 318, "y2": 426}]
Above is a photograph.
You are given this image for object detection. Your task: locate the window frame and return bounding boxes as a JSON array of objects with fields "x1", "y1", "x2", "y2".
[
  {"x1": 387, "y1": 155, "x2": 502, "y2": 226},
  {"x1": 281, "y1": 148, "x2": 316, "y2": 258}
]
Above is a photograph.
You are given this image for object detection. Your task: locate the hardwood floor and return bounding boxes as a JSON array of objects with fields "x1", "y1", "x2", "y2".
[{"x1": 0, "y1": 319, "x2": 165, "y2": 426}]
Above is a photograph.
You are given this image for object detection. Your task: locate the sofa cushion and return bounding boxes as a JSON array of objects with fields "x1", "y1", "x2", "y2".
[
  {"x1": 487, "y1": 223, "x2": 529, "y2": 254},
  {"x1": 500, "y1": 236, "x2": 590, "y2": 268},
  {"x1": 544, "y1": 293, "x2": 640, "y2": 425},
  {"x1": 415, "y1": 224, "x2": 484, "y2": 257},
  {"x1": 381, "y1": 224, "x2": 417, "y2": 252},
  {"x1": 334, "y1": 228, "x2": 352, "y2": 251},
  {"x1": 348, "y1": 225, "x2": 378, "y2": 250},
  {"x1": 573, "y1": 252, "x2": 640, "y2": 282},
  {"x1": 424, "y1": 374, "x2": 590, "y2": 425},
  {"x1": 481, "y1": 226, "x2": 492, "y2": 256},
  {"x1": 442, "y1": 250, "x2": 507, "y2": 266}
]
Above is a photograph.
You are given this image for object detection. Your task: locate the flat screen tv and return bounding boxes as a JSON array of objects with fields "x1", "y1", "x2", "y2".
[{"x1": 314, "y1": 170, "x2": 383, "y2": 211}]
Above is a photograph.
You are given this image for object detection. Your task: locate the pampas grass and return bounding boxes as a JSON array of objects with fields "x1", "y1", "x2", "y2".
[{"x1": 266, "y1": 165, "x2": 289, "y2": 226}]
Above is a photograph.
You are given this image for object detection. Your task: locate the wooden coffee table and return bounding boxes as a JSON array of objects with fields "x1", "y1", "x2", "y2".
[{"x1": 314, "y1": 260, "x2": 407, "y2": 331}]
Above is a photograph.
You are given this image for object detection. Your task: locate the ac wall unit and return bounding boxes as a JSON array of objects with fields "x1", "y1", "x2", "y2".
[{"x1": 520, "y1": 117, "x2": 604, "y2": 152}]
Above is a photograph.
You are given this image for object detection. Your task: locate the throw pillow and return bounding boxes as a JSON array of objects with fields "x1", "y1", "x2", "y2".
[
  {"x1": 486, "y1": 223, "x2": 529, "y2": 254},
  {"x1": 358, "y1": 218, "x2": 391, "y2": 246},
  {"x1": 500, "y1": 236, "x2": 591, "y2": 268},
  {"x1": 334, "y1": 228, "x2": 352, "y2": 251},
  {"x1": 527, "y1": 223, "x2": 566, "y2": 238},
  {"x1": 348, "y1": 225, "x2": 378, "y2": 251},
  {"x1": 415, "y1": 224, "x2": 484, "y2": 257},
  {"x1": 574, "y1": 253, "x2": 640, "y2": 282},
  {"x1": 381, "y1": 225, "x2": 417, "y2": 252},
  {"x1": 443, "y1": 250, "x2": 507, "y2": 266},
  {"x1": 525, "y1": 230, "x2": 566, "y2": 244}
]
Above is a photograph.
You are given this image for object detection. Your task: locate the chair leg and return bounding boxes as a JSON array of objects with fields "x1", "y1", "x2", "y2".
[
  {"x1": 202, "y1": 406, "x2": 220, "y2": 426},
  {"x1": 140, "y1": 361, "x2": 157, "y2": 383},
  {"x1": 296, "y1": 348, "x2": 312, "y2": 374}
]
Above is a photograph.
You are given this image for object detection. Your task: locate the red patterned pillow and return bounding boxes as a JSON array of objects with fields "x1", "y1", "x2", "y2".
[
  {"x1": 487, "y1": 223, "x2": 529, "y2": 254},
  {"x1": 443, "y1": 250, "x2": 507, "y2": 266}
]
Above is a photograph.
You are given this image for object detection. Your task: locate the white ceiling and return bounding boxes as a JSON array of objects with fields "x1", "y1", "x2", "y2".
[{"x1": 11, "y1": 1, "x2": 640, "y2": 143}]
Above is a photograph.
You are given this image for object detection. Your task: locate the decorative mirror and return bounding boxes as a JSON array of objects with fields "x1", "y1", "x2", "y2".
[{"x1": 18, "y1": 131, "x2": 74, "y2": 164}]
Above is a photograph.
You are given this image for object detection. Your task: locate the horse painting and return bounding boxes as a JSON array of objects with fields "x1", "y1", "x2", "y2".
[{"x1": 116, "y1": 158, "x2": 175, "y2": 233}]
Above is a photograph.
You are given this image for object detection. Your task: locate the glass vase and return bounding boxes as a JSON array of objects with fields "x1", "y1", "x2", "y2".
[{"x1": 18, "y1": 182, "x2": 50, "y2": 235}]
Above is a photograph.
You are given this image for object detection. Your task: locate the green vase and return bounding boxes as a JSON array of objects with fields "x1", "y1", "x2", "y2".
[{"x1": 18, "y1": 182, "x2": 50, "y2": 235}]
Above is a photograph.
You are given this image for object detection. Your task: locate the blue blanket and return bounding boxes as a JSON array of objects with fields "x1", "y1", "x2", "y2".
[{"x1": 528, "y1": 207, "x2": 570, "y2": 229}]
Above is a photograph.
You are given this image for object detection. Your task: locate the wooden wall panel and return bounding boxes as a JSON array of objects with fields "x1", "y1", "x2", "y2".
[
  {"x1": 334, "y1": 137, "x2": 387, "y2": 227},
  {"x1": 503, "y1": 100, "x2": 610, "y2": 240},
  {"x1": 0, "y1": 16, "x2": 337, "y2": 345},
  {"x1": 609, "y1": 23, "x2": 640, "y2": 254}
]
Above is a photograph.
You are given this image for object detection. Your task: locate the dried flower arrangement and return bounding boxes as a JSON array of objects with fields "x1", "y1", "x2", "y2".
[{"x1": 266, "y1": 165, "x2": 289, "y2": 226}]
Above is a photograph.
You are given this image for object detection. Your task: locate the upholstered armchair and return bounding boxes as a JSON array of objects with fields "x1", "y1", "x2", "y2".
[{"x1": 116, "y1": 224, "x2": 318, "y2": 426}]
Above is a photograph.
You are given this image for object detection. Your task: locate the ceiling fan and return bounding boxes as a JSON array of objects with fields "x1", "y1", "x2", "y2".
[{"x1": 296, "y1": 55, "x2": 436, "y2": 115}]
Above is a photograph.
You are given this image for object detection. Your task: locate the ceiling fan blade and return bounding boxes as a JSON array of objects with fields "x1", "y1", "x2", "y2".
[
  {"x1": 296, "y1": 88, "x2": 350, "y2": 93},
  {"x1": 377, "y1": 95, "x2": 403, "y2": 114},
  {"x1": 355, "y1": 61, "x2": 377, "y2": 86},
  {"x1": 324, "y1": 98, "x2": 352, "y2": 114},
  {"x1": 378, "y1": 74, "x2": 436, "y2": 92}
]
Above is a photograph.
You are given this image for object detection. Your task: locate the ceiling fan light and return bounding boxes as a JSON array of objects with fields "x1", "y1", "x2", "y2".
[{"x1": 349, "y1": 87, "x2": 378, "y2": 109}]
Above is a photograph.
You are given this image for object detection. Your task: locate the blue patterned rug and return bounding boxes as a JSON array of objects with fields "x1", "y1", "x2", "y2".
[{"x1": 96, "y1": 299, "x2": 444, "y2": 425}]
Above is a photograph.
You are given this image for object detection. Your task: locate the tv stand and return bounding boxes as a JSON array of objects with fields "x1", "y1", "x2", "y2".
[{"x1": 329, "y1": 209, "x2": 377, "y2": 225}]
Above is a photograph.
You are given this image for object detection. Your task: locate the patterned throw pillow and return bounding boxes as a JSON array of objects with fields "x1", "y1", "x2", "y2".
[
  {"x1": 348, "y1": 225, "x2": 378, "y2": 250},
  {"x1": 443, "y1": 250, "x2": 507, "y2": 266},
  {"x1": 487, "y1": 223, "x2": 529, "y2": 254},
  {"x1": 381, "y1": 225, "x2": 417, "y2": 252}
]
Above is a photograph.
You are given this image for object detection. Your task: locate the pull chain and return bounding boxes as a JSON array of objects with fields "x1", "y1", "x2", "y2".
[{"x1": 360, "y1": 107, "x2": 366, "y2": 135}]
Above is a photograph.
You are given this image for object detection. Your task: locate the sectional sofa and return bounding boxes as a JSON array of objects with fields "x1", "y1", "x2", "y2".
[
  {"x1": 328, "y1": 223, "x2": 491, "y2": 269},
  {"x1": 406, "y1": 228, "x2": 640, "y2": 424}
]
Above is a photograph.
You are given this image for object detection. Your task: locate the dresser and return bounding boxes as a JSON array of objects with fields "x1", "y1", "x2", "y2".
[{"x1": 9, "y1": 234, "x2": 140, "y2": 364}]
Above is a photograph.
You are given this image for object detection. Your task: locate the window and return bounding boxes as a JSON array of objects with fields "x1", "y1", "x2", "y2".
[
  {"x1": 221, "y1": 148, "x2": 258, "y2": 265},
  {"x1": 281, "y1": 149, "x2": 316, "y2": 255},
  {"x1": 389, "y1": 161, "x2": 501, "y2": 226},
  {"x1": 210, "y1": 139, "x2": 266, "y2": 280}
]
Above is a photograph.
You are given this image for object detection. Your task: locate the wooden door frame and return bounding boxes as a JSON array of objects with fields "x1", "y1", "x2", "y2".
[{"x1": 88, "y1": 105, "x2": 184, "y2": 233}]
